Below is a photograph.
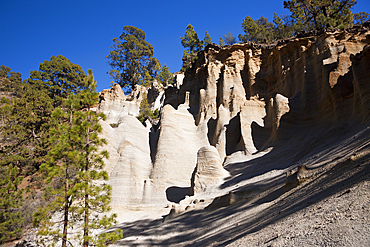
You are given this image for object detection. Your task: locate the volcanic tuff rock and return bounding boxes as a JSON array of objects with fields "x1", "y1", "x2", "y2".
[
  {"x1": 97, "y1": 84, "x2": 147, "y2": 123},
  {"x1": 190, "y1": 145, "x2": 230, "y2": 195},
  {"x1": 96, "y1": 26, "x2": 370, "y2": 225},
  {"x1": 168, "y1": 26, "x2": 370, "y2": 149}
]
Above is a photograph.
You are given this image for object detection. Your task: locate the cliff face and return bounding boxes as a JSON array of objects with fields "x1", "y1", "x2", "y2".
[
  {"x1": 98, "y1": 26, "x2": 370, "y2": 221},
  {"x1": 167, "y1": 26, "x2": 370, "y2": 156}
]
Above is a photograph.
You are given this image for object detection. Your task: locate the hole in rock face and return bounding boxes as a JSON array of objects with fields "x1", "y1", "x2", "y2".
[
  {"x1": 226, "y1": 113, "x2": 243, "y2": 155},
  {"x1": 207, "y1": 118, "x2": 217, "y2": 146},
  {"x1": 149, "y1": 130, "x2": 159, "y2": 163},
  {"x1": 165, "y1": 186, "x2": 191, "y2": 203},
  {"x1": 251, "y1": 121, "x2": 270, "y2": 151},
  {"x1": 332, "y1": 67, "x2": 354, "y2": 99}
]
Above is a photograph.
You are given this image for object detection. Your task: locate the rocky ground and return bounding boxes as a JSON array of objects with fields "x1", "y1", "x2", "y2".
[
  {"x1": 226, "y1": 155, "x2": 370, "y2": 247},
  {"x1": 109, "y1": 123, "x2": 370, "y2": 247}
]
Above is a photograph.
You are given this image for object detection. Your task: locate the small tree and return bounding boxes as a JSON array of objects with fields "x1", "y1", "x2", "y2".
[
  {"x1": 0, "y1": 164, "x2": 24, "y2": 244},
  {"x1": 0, "y1": 65, "x2": 22, "y2": 93},
  {"x1": 33, "y1": 70, "x2": 122, "y2": 246},
  {"x1": 239, "y1": 14, "x2": 300, "y2": 43},
  {"x1": 33, "y1": 95, "x2": 82, "y2": 247},
  {"x1": 239, "y1": 16, "x2": 275, "y2": 43},
  {"x1": 239, "y1": 16, "x2": 261, "y2": 42},
  {"x1": 107, "y1": 26, "x2": 160, "y2": 92},
  {"x1": 158, "y1": 64, "x2": 173, "y2": 87},
  {"x1": 223, "y1": 32, "x2": 237, "y2": 45},
  {"x1": 203, "y1": 31, "x2": 212, "y2": 47},
  {"x1": 137, "y1": 92, "x2": 160, "y2": 124},
  {"x1": 180, "y1": 24, "x2": 203, "y2": 71},
  {"x1": 219, "y1": 37, "x2": 225, "y2": 46},
  {"x1": 74, "y1": 69, "x2": 122, "y2": 247}
]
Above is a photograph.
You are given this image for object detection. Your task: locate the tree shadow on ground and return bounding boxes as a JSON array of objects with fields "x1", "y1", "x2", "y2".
[
  {"x1": 113, "y1": 146, "x2": 370, "y2": 246},
  {"x1": 221, "y1": 120, "x2": 369, "y2": 190}
]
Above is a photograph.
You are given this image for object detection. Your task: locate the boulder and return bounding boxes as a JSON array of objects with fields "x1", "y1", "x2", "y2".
[{"x1": 191, "y1": 145, "x2": 230, "y2": 195}]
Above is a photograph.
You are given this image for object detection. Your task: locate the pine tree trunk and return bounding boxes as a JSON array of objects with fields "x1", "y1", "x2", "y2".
[
  {"x1": 62, "y1": 168, "x2": 68, "y2": 247},
  {"x1": 62, "y1": 106, "x2": 73, "y2": 247},
  {"x1": 83, "y1": 107, "x2": 90, "y2": 247},
  {"x1": 83, "y1": 181, "x2": 88, "y2": 247}
]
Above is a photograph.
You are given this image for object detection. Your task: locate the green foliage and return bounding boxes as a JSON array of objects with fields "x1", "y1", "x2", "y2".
[
  {"x1": 0, "y1": 97, "x2": 11, "y2": 104},
  {"x1": 354, "y1": 12, "x2": 370, "y2": 24},
  {"x1": 283, "y1": 0, "x2": 356, "y2": 31},
  {"x1": 219, "y1": 37, "x2": 225, "y2": 46},
  {"x1": 180, "y1": 24, "x2": 203, "y2": 72},
  {"x1": 273, "y1": 13, "x2": 300, "y2": 39},
  {"x1": 74, "y1": 69, "x2": 122, "y2": 246},
  {"x1": 0, "y1": 65, "x2": 22, "y2": 84},
  {"x1": 0, "y1": 65, "x2": 10, "y2": 78},
  {"x1": 34, "y1": 69, "x2": 122, "y2": 246},
  {"x1": 0, "y1": 82, "x2": 55, "y2": 176},
  {"x1": 239, "y1": 13, "x2": 306, "y2": 43},
  {"x1": 107, "y1": 26, "x2": 160, "y2": 92},
  {"x1": 0, "y1": 164, "x2": 24, "y2": 244},
  {"x1": 109, "y1": 123, "x2": 119, "y2": 128},
  {"x1": 239, "y1": 16, "x2": 276, "y2": 42},
  {"x1": 33, "y1": 95, "x2": 82, "y2": 247},
  {"x1": 1, "y1": 57, "x2": 87, "y2": 178},
  {"x1": 0, "y1": 65, "x2": 22, "y2": 93},
  {"x1": 203, "y1": 31, "x2": 212, "y2": 47},
  {"x1": 158, "y1": 64, "x2": 173, "y2": 86},
  {"x1": 28, "y1": 55, "x2": 87, "y2": 107},
  {"x1": 223, "y1": 32, "x2": 237, "y2": 45},
  {"x1": 239, "y1": 1, "x2": 364, "y2": 43},
  {"x1": 137, "y1": 93, "x2": 160, "y2": 124}
]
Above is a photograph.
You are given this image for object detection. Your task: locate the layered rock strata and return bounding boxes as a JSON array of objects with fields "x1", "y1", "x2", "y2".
[
  {"x1": 97, "y1": 26, "x2": 370, "y2": 216},
  {"x1": 167, "y1": 26, "x2": 370, "y2": 157},
  {"x1": 97, "y1": 84, "x2": 146, "y2": 123}
]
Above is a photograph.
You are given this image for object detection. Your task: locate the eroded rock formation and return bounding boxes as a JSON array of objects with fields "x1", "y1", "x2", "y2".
[
  {"x1": 97, "y1": 25, "x2": 370, "y2": 220},
  {"x1": 97, "y1": 84, "x2": 146, "y2": 123},
  {"x1": 168, "y1": 26, "x2": 370, "y2": 158},
  {"x1": 190, "y1": 145, "x2": 229, "y2": 195}
]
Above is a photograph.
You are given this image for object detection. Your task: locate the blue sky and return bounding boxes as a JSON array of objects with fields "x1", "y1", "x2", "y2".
[{"x1": 1, "y1": 0, "x2": 369, "y2": 90}]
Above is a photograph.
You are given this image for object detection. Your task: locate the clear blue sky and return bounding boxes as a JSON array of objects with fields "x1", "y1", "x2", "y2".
[{"x1": 1, "y1": 0, "x2": 369, "y2": 90}]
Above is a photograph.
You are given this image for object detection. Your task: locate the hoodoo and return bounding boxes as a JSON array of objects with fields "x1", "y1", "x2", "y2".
[{"x1": 97, "y1": 25, "x2": 370, "y2": 246}]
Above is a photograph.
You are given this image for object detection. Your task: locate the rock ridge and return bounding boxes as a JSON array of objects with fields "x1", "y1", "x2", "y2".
[{"x1": 96, "y1": 27, "x2": 370, "y2": 223}]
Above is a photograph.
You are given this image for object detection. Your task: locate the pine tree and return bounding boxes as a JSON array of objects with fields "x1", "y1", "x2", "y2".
[
  {"x1": 203, "y1": 31, "x2": 212, "y2": 47},
  {"x1": 73, "y1": 69, "x2": 122, "y2": 246},
  {"x1": 0, "y1": 164, "x2": 24, "y2": 244},
  {"x1": 137, "y1": 92, "x2": 160, "y2": 124},
  {"x1": 223, "y1": 32, "x2": 237, "y2": 45},
  {"x1": 158, "y1": 64, "x2": 173, "y2": 87},
  {"x1": 283, "y1": 0, "x2": 356, "y2": 31},
  {"x1": 219, "y1": 37, "x2": 225, "y2": 46},
  {"x1": 180, "y1": 23, "x2": 203, "y2": 71},
  {"x1": 0, "y1": 65, "x2": 22, "y2": 94},
  {"x1": 34, "y1": 69, "x2": 122, "y2": 246},
  {"x1": 28, "y1": 55, "x2": 87, "y2": 107},
  {"x1": 239, "y1": 16, "x2": 275, "y2": 43},
  {"x1": 107, "y1": 26, "x2": 160, "y2": 92},
  {"x1": 1, "y1": 57, "x2": 87, "y2": 177},
  {"x1": 33, "y1": 95, "x2": 82, "y2": 247},
  {"x1": 272, "y1": 13, "x2": 302, "y2": 40},
  {"x1": 0, "y1": 82, "x2": 54, "y2": 176}
]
